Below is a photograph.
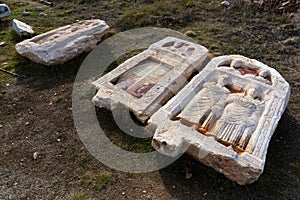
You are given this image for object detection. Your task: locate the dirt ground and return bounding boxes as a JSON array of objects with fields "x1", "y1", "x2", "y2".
[{"x1": 0, "y1": 0, "x2": 299, "y2": 199}]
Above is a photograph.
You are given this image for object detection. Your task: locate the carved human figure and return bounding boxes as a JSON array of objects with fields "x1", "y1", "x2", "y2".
[
  {"x1": 178, "y1": 75, "x2": 232, "y2": 132},
  {"x1": 212, "y1": 86, "x2": 264, "y2": 152}
]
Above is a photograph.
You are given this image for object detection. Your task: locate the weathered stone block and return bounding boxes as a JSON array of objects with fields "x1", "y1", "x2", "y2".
[
  {"x1": 149, "y1": 55, "x2": 290, "y2": 184},
  {"x1": 15, "y1": 19, "x2": 109, "y2": 66},
  {"x1": 92, "y1": 37, "x2": 209, "y2": 123},
  {"x1": 12, "y1": 19, "x2": 34, "y2": 37}
]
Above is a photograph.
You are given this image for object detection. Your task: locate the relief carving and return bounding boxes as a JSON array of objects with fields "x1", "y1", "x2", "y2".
[
  {"x1": 92, "y1": 37, "x2": 290, "y2": 185},
  {"x1": 178, "y1": 75, "x2": 232, "y2": 132},
  {"x1": 93, "y1": 37, "x2": 209, "y2": 123},
  {"x1": 149, "y1": 54, "x2": 290, "y2": 185},
  {"x1": 212, "y1": 85, "x2": 264, "y2": 153}
]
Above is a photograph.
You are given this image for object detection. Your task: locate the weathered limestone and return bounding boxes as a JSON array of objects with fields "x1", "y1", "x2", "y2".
[
  {"x1": 92, "y1": 37, "x2": 209, "y2": 123},
  {"x1": 15, "y1": 19, "x2": 109, "y2": 66},
  {"x1": 148, "y1": 55, "x2": 290, "y2": 184},
  {"x1": 12, "y1": 19, "x2": 34, "y2": 37},
  {"x1": 0, "y1": 4, "x2": 10, "y2": 19}
]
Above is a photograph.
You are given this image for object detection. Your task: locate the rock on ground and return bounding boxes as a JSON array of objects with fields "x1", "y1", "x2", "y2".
[
  {"x1": 12, "y1": 19, "x2": 34, "y2": 37},
  {"x1": 0, "y1": 4, "x2": 10, "y2": 19},
  {"x1": 15, "y1": 19, "x2": 109, "y2": 66}
]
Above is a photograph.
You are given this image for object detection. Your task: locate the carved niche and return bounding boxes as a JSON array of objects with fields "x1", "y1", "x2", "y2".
[
  {"x1": 92, "y1": 37, "x2": 209, "y2": 123},
  {"x1": 149, "y1": 55, "x2": 290, "y2": 185}
]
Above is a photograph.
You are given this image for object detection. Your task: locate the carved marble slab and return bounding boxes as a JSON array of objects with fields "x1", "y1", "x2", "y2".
[
  {"x1": 15, "y1": 19, "x2": 109, "y2": 65},
  {"x1": 92, "y1": 37, "x2": 209, "y2": 123},
  {"x1": 148, "y1": 55, "x2": 290, "y2": 184}
]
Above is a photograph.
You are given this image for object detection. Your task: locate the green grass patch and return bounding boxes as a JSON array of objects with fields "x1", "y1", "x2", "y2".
[
  {"x1": 80, "y1": 172, "x2": 111, "y2": 191},
  {"x1": 65, "y1": 191, "x2": 89, "y2": 200}
]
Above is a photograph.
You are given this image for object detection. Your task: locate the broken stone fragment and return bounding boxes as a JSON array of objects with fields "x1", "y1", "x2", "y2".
[
  {"x1": 40, "y1": 0, "x2": 54, "y2": 7},
  {"x1": 36, "y1": 6, "x2": 43, "y2": 11},
  {"x1": 23, "y1": 11, "x2": 31, "y2": 16},
  {"x1": 12, "y1": 19, "x2": 35, "y2": 37},
  {"x1": 92, "y1": 37, "x2": 209, "y2": 123},
  {"x1": 0, "y1": 42, "x2": 7, "y2": 47},
  {"x1": 15, "y1": 19, "x2": 109, "y2": 66},
  {"x1": 0, "y1": 4, "x2": 10, "y2": 19},
  {"x1": 148, "y1": 55, "x2": 290, "y2": 185}
]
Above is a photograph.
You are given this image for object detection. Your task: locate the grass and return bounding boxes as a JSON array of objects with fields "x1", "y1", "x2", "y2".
[
  {"x1": 55, "y1": 96, "x2": 64, "y2": 103},
  {"x1": 65, "y1": 191, "x2": 89, "y2": 200},
  {"x1": 80, "y1": 172, "x2": 111, "y2": 191}
]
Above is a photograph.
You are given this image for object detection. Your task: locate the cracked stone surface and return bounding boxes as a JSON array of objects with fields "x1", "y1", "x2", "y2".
[
  {"x1": 92, "y1": 37, "x2": 209, "y2": 123},
  {"x1": 148, "y1": 55, "x2": 290, "y2": 185},
  {"x1": 15, "y1": 19, "x2": 109, "y2": 66}
]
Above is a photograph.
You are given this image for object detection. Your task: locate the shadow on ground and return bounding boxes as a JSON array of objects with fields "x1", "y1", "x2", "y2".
[
  {"x1": 13, "y1": 53, "x2": 87, "y2": 90},
  {"x1": 159, "y1": 110, "x2": 300, "y2": 199}
]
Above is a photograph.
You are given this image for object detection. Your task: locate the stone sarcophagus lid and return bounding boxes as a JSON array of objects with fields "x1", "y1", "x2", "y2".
[
  {"x1": 92, "y1": 37, "x2": 209, "y2": 123},
  {"x1": 149, "y1": 55, "x2": 290, "y2": 184}
]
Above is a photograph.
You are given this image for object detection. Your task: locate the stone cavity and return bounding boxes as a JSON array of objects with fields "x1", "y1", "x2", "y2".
[
  {"x1": 12, "y1": 19, "x2": 34, "y2": 37},
  {"x1": 92, "y1": 37, "x2": 209, "y2": 123},
  {"x1": 148, "y1": 55, "x2": 290, "y2": 185},
  {"x1": 15, "y1": 19, "x2": 109, "y2": 66},
  {"x1": 0, "y1": 4, "x2": 10, "y2": 19}
]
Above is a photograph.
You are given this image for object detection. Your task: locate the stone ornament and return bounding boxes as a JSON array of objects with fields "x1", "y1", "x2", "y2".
[
  {"x1": 15, "y1": 19, "x2": 109, "y2": 66},
  {"x1": 92, "y1": 37, "x2": 209, "y2": 123},
  {"x1": 0, "y1": 4, "x2": 10, "y2": 19},
  {"x1": 148, "y1": 54, "x2": 290, "y2": 184},
  {"x1": 12, "y1": 19, "x2": 35, "y2": 37}
]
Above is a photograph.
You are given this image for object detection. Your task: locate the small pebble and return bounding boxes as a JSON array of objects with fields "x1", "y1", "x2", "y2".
[
  {"x1": 25, "y1": 122, "x2": 29, "y2": 126},
  {"x1": 122, "y1": 192, "x2": 125, "y2": 195},
  {"x1": 184, "y1": 30, "x2": 196, "y2": 37},
  {"x1": 221, "y1": 1, "x2": 230, "y2": 7},
  {"x1": 23, "y1": 11, "x2": 30, "y2": 16},
  {"x1": 142, "y1": 190, "x2": 147, "y2": 194},
  {"x1": 36, "y1": 6, "x2": 43, "y2": 11},
  {"x1": 39, "y1": 12, "x2": 47, "y2": 17},
  {"x1": 33, "y1": 152, "x2": 38, "y2": 160},
  {"x1": 0, "y1": 42, "x2": 7, "y2": 47},
  {"x1": 0, "y1": 124, "x2": 3, "y2": 128}
]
